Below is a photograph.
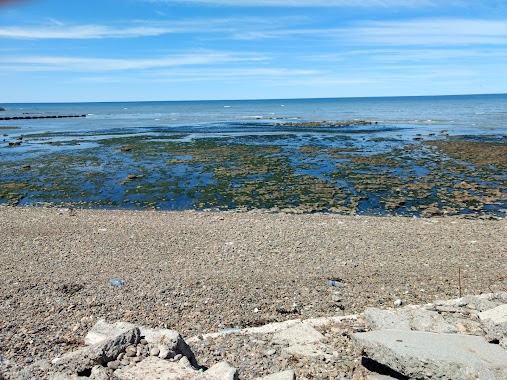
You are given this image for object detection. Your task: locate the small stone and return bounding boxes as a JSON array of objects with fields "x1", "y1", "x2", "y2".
[
  {"x1": 117, "y1": 353, "x2": 125, "y2": 361},
  {"x1": 266, "y1": 349, "x2": 277, "y2": 356},
  {"x1": 174, "y1": 354, "x2": 183, "y2": 361},
  {"x1": 140, "y1": 339, "x2": 148, "y2": 345},
  {"x1": 121, "y1": 359, "x2": 130, "y2": 366},
  {"x1": 150, "y1": 347, "x2": 160, "y2": 357},
  {"x1": 394, "y1": 299, "x2": 402, "y2": 307},
  {"x1": 107, "y1": 360, "x2": 120, "y2": 370}
]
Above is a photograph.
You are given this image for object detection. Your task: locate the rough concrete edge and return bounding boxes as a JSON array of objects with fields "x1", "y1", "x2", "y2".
[{"x1": 186, "y1": 315, "x2": 359, "y2": 344}]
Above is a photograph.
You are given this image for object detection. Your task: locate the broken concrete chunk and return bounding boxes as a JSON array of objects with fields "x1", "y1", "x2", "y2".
[
  {"x1": 254, "y1": 369, "x2": 295, "y2": 380},
  {"x1": 53, "y1": 346, "x2": 101, "y2": 375},
  {"x1": 89, "y1": 365, "x2": 113, "y2": 380},
  {"x1": 55, "y1": 328, "x2": 140, "y2": 375},
  {"x1": 92, "y1": 328, "x2": 141, "y2": 364},
  {"x1": 273, "y1": 322, "x2": 324, "y2": 345},
  {"x1": 85, "y1": 321, "x2": 197, "y2": 367},
  {"x1": 435, "y1": 292, "x2": 507, "y2": 312},
  {"x1": 364, "y1": 308, "x2": 411, "y2": 331},
  {"x1": 479, "y1": 304, "x2": 507, "y2": 345},
  {"x1": 203, "y1": 361, "x2": 237, "y2": 380},
  {"x1": 115, "y1": 356, "x2": 197, "y2": 380},
  {"x1": 364, "y1": 307, "x2": 459, "y2": 333},
  {"x1": 352, "y1": 329, "x2": 507, "y2": 380},
  {"x1": 144, "y1": 328, "x2": 197, "y2": 367},
  {"x1": 85, "y1": 320, "x2": 137, "y2": 345}
]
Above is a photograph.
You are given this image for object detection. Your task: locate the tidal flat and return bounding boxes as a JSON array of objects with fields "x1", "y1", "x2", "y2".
[{"x1": 1, "y1": 120, "x2": 506, "y2": 218}]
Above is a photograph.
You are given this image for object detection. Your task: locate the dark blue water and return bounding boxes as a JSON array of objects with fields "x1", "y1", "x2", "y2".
[{"x1": 1, "y1": 94, "x2": 506, "y2": 145}]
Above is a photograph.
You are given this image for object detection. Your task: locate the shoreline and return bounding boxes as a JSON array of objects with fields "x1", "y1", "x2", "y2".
[{"x1": 1, "y1": 207, "x2": 506, "y2": 375}]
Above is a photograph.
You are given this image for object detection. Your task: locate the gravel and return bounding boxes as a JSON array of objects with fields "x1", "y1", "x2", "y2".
[{"x1": 0, "y1": 207, "x2": 506, "y2": 378}]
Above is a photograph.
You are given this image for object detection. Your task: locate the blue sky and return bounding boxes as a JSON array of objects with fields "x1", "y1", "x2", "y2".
[{"x1": 1, "y1": 0, "x2": 507, "y2": 102}]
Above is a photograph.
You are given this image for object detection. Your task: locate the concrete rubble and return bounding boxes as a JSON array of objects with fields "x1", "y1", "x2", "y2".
[
  {"x1": 355, "y1": 292, "x2": 507, "y2": 380},
  {"x1": 1, "y1": 293, "x2": 506, "y2": 380},
  {"x1": 38, "y1": 319, "x2": 297, "y2": 380}
]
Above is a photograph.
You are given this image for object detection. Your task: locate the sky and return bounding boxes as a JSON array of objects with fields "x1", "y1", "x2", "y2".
[{"x1": 1, "y1": 0, "x2": 507, "y2": 102}]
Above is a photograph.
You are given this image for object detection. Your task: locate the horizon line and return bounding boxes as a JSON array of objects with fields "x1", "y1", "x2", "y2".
[{"x1": 1, "y1": 92, "x2": 506, "y2": 105}]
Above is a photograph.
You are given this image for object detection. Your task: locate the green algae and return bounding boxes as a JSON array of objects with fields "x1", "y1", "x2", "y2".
[{"x1": 0, "y1": 134, "x2": 506, "y2": 217}]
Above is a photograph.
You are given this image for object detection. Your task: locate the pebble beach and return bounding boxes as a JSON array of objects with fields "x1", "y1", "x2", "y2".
[{"x1": 1, "y1": 207, "x2": 506, "y2": 378}]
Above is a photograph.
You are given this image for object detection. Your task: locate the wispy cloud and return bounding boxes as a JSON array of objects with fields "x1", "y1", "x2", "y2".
[
  {"x1": 0, "y1": 17, "x2": 275, "y2": 39},
  {"x1": 307, "y1": 48, "x2": 507, "y2": 63},
  {"x1": 74, "y1": 67, "x2": 322, "y2": 84},
  {"x1": 352, "y1": 18, "x2": 507, "y2": 45},
  {"x1": 0, "y1": 52, "x2": 268, "y2": 71},
  {"x1": 4, "y1": 16, "x2": 505, "y2": 48},
  {"x1": 144, "y1": 0, "x2": 437, "y2": 7},
  {"x1": 0, "y1": 24, "x2": 186, "y2": 39},
  {"x1": 223, "y1": 18, "x2": 507, "y2": 46}
]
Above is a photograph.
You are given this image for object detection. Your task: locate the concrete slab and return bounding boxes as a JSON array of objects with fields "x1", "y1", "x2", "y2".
[
  {"x1": 281, "y1": 344, "x2": 327, "y2": 358},
  {"x1": 364, "y1": 307, "x2": 459, "y2": 333},
  {"x1": 85, "y1": 320, "x2": 136, "y2": 345},
  {"x1": 186, "y1": 315, "x2": 358, "y2": 344},
  {"x1": 479, "y1": 304, "x2": 507, "y2": 346},
  {"x1": 114, "y1": 357, "x2": 196, "y2": 380},
  {"x1": 273, "y1": 323, "x2": 324, "y2": 346},
  {"x1": 202, "y1": 361, "x2": 237, "y2": 380},
  {"x1": 254, "y1": 369, "x2": 295, "y2": 380},
  {"x1": 352, "y1": 329, "x2": 507, "y2": 380}
]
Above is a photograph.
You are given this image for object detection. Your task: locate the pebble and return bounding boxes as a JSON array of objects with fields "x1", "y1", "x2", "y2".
[
  {"x1": 150, "y1": 347, "x2": 160, "y2": 357},
  {"x1": 1, "y1": 209, "x2": 506, "y2": 380}
]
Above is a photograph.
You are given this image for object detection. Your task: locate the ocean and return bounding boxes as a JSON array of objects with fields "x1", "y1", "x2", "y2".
[
  {"x1": 1, "y1": 94, "x2": 507, "y2": 140},
  {"x1": 1, "y1": 94, "x2": 506, "y2": 215}
]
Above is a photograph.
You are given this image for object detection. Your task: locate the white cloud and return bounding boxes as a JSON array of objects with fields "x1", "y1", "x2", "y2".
[
  {"x1": 4, "y1": 16, "x2": 505, "y2": 48},
  {"x1": 0, "y1": 17, "x2": 273, "y2": 39},
  {"x1": 352, "y1": 19, "x2": 507, "y2": 45},
  {"x1": 0, "y1": 52, "x2": 268, "y2": 71},
  {"x1": 307, "y1": 48, "x2": 507, "y2": 63},
  {"x1": 0, "y1": 24, "x2": 183, "y2": 39},
  {"x1": 144, "y1": 0, "x2": 437, "y2": 7},
  {"x1": 228, "y1": 18, "x2": 507, "y2": 46},
  {"x1": 73, "y1": 67, "x2": 322, "y2": 84}
]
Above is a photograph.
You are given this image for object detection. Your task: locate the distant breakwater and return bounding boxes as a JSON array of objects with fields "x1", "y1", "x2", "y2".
[{"x1": 0, "y1": 114, "x2": 86, "y2": 121}]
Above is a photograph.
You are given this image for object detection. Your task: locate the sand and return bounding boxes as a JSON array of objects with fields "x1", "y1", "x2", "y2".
[{"x1": 0, "y1": 207, "x2": 506, "y2": 377}]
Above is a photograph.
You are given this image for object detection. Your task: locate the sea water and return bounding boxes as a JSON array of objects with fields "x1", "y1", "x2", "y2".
[
  {"x1": 1, "y1": 94, "x2": 506, "y2": 214},
  {"x1": 1, "y1": 94, "x2": 506, "y2": 144}
]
